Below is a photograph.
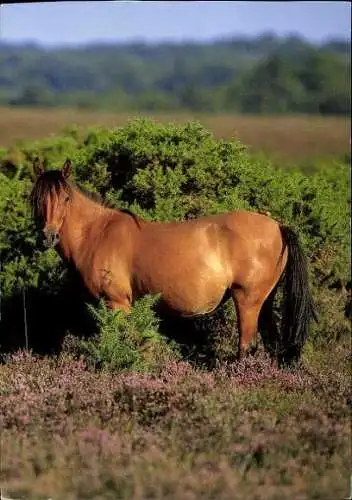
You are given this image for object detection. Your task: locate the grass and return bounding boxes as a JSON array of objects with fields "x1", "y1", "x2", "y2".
[
  {"x1": 0, "y1": 342, "x2": 350, "y2": 500},
  {"x1": 0, "y1": 106, "x2": 350, "y2": 165}
]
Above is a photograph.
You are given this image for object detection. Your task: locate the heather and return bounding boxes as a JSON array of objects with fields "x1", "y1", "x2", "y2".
[{"x1": 1, "y1": 343, "x2": 350, "y2": 499}]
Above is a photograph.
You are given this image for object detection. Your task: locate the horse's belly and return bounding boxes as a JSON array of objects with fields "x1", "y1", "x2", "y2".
[
  {"x1": 138, "y1": 259, "x2": 230, "y2": 317},
  {"x1": 167, "y1": 292, "x2": 226, "y2": 317}
]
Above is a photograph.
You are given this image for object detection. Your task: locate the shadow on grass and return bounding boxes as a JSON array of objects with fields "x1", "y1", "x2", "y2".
[{"x1": 1, "y1": 279, "x2": 288, "y2": 369}]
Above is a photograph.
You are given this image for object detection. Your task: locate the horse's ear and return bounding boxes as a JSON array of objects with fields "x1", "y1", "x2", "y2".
[
  {"x1": 33, "y1": 157, "x2": 44, "y2": 177},
  {"x1": 62, "y1": 159, "x2": 72, "y2": 179}
]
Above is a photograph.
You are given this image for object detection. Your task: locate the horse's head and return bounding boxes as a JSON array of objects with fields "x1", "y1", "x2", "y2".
[{"x1": 30, "y1": 158, "x2": 72, "y2": 248}]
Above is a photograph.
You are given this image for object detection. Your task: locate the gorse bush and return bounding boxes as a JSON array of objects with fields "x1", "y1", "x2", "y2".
[
  {"x1": 70, "y1": 295, "x2": 180, "y2": 372},
  {"x1": 0, "y1": 119, "x2": 350, "y2": 356}
]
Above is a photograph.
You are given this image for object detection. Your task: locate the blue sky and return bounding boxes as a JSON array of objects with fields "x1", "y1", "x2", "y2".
[{"x1": 0, "y1": 1, "x2": 350, "y2": 46}]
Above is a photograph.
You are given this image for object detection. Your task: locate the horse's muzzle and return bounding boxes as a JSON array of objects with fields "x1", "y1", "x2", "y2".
[{"x1": 43, "y1": 228, "x2": 60, "y2": 248}]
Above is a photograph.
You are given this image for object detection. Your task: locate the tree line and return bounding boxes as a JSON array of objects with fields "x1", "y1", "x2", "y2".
[{"x1": 0, "y1": 34, "x2": 350, "y2": 115}]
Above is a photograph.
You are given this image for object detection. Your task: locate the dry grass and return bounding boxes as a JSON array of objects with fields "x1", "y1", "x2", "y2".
[{"x1": 0, "y1": 107, "x2": 350, "y2": 163}]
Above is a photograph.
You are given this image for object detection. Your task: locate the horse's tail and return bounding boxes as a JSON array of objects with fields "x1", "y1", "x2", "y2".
[{"x1": 278, "y1": 225, "x2": 317, "y2": 365}]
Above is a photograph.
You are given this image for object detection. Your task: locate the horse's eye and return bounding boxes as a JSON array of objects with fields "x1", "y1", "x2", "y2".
[{"x1": 65, "y1": 196, "x2": 70, "y2": 202}]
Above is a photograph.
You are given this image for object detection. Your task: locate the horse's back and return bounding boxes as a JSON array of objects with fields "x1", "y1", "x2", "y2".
[
  {"x1": 135, "y1": 209, "x2": 284, "y2": 289},
  {"x1": 218, "y1": 210, "x2": 279, "y2": 234}
]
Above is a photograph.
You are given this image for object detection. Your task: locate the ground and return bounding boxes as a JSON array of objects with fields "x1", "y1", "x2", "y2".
[
  {"x1": 0, "y1": 107, "x2": 349, "y2": 166},
  {"x1": 0, "y1": 343, "x2": 350, "y2": 500}
]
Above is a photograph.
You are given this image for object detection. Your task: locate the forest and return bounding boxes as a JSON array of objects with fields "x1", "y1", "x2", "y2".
[{"x1": 0, "y1": 34, "x2": 350, "y2": 114}]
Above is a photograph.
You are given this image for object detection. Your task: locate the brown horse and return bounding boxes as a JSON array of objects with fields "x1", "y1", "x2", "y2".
[{"x1": 30, "y1": 158, "x2": 316, "y2": 365}]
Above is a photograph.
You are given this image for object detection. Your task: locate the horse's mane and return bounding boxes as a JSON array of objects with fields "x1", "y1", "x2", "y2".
[
  {"x1": 30, "y1": 171, "x2": 141, "y2": 229},
  {"x1": 119, "y1": 208, "x2": 142, "y2": 229}
]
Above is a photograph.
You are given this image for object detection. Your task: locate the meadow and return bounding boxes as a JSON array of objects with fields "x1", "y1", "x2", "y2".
[
  {"x1": 0, "y1": 114, "x2": 350, "y2": 499},
  {"x1": 0, "y1": 107, "x2": 350, "y2": 166}
]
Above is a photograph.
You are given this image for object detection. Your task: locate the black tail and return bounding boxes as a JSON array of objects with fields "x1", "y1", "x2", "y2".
[{"x1": 278, "y1": 226, "x2": 317, "y2": 366}]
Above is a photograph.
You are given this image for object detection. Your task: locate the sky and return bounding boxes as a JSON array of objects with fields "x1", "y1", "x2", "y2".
[{"x1": 0, "y1": 1, "x2": 350, "y2": 47}]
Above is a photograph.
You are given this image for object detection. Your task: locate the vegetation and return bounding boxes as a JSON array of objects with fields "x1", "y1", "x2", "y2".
[
  {"x1": 0, "y1": 108, "x2": 349, "y2": 167},
  {"x1": 0, "y1": 119, "x2": 350, "y2": 497},
  {"x1": 0, "y1": 34, "x2": 350, "y2": 114},
  {"x1": 72, "y1": 295, "x2": 180, "y2": 373},
  {"x1": 0, "y1": 119, "x2": 350, "y2": 349},
  {"x1": 1, "y1": 346, "x2": 350, "y2": 499}
]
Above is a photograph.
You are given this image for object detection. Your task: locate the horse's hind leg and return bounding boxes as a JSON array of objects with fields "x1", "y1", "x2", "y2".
[
  {"x1": 258, "y1": 285, "x2": 280, "y2": 360},
  {"x1": 232, "y1": 286, "x2": 269, "y2": 360}
]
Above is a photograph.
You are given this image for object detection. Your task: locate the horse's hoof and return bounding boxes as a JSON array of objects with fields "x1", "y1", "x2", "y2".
[
  {"x1": 236, "y1": 349, "x2": 245, "y2": 362},
  {"x1": 247, "y1": 344, "x2": 258, "y2": 356}
]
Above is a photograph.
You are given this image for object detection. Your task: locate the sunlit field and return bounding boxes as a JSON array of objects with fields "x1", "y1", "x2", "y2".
[{"x1": 0, "y1": 107, "x2": 350, "y2": 166}]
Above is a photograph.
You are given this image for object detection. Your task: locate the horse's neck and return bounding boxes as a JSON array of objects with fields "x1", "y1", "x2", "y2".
[{"x1": 59, "y1": 189, "x2": 108, "y2": 263}]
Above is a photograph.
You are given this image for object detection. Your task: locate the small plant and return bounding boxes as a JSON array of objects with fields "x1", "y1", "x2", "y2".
[{"x1": 78, "y1": 294, "x2": 180, "y2": 372}]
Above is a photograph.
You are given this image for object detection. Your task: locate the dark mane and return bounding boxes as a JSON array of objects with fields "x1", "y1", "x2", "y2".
[
  {"x1": 75, "y1": 186, "x2": 141, "y2": 229},
  {"x1": 31, "y1": 170, "x2": 141, "y2": 229},
  {"x1": 76, "y1": 188, "x2": 141, "y2": 228},
  {"x1": 30, "y1": 170, "x2": 72, "y2": 221},
  {"x1": 78, "y1": 185, "x2": 103, "y2": 203},
  {"x1": 119, "y1": 208, "x2": 142, "y2": 229}
]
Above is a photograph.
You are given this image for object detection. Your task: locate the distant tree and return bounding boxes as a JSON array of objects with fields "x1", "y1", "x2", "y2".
[
  {"x1": 10, "y1": 84, "x2": 54, "y2": 107},
  {"x1": 0, "y1": 35, "x2": 350, "y2": 115},
  {"x1": 295, "y1": 50, "x2": 351, "y2": 114},
  {"x1": 229, "y1": 54, "x2": 305, "y2": 114}
]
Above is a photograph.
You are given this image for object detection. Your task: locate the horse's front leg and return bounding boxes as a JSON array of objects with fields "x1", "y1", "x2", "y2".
[
  {"x1": 100, "y1": 267, "x2": 132, "y2": 313},
  {"x1": 106, "y1": 298, "x2": 131, "y2": 314}
]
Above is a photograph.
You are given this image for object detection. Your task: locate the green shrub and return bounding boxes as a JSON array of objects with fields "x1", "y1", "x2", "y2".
[
  {"x1": 72, "y1": 295, "x2": 180, "y2": 372},
  {"x1": 0, "y1": 119, "x2": 350, "y2": 356}
]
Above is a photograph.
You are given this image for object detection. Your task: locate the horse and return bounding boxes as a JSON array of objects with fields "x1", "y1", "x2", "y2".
[{"x1": 30, "y1": 158, "x2": 317, "y2": 365}]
